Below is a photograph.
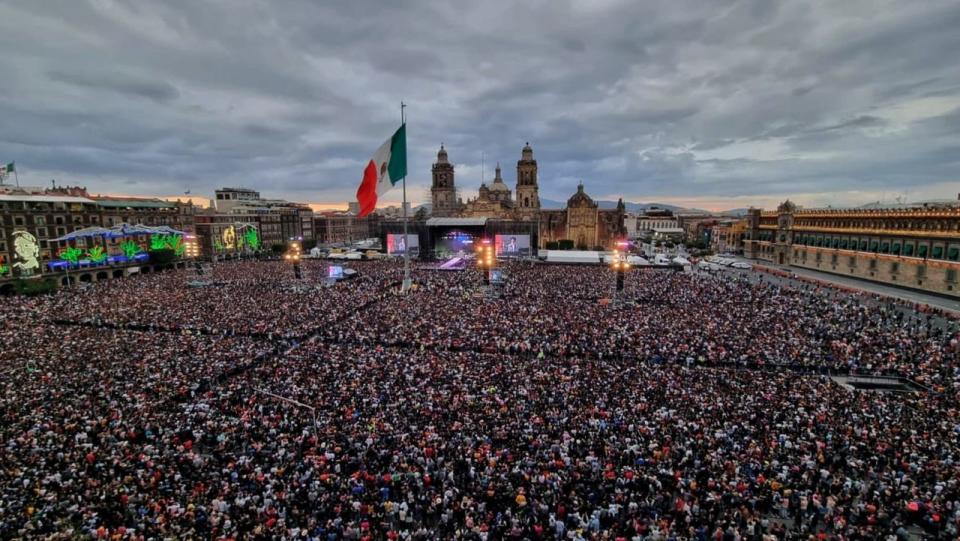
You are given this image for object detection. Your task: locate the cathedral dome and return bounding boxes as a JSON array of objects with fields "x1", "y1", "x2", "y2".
[
  {"x1": 490, "y1": 163, "x2": 510, "y2": 191},
  {"x1": 567, "y1": 182, "x2": 596, "y2": 208}
]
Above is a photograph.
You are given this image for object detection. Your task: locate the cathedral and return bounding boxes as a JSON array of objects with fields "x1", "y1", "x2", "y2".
[
  {"x1": 429, "y1": 142, "x2": 625, "y2": 249},
  {"x1": 430, "y1": 142, "x2": 540, "y2": 220}
]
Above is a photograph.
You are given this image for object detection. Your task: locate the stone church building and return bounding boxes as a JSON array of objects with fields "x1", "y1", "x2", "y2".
[{"x1": 429, "y1": 143, "x2": 625, "y2": 249}]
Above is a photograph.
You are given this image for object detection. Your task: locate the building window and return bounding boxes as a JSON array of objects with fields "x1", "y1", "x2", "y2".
[
  {"x1": 947, "y1": 268, "x2": 958, "y2": 283},
  {"x1": 917, "y1": 245, "x2": 928, "y2": 258},
  {"x1": 903, "y1": 244, "x2": 914, "y2": 257},
  {"x1": 890, "y1": 262, "x2": 899, "y2": 274},
  {"x1": 849, "y1": 256, "x2": 856, "y2": 267},
  {"x1": 869, "y1": 259, "x2": 877, "y2": 270},
  {"x1": 892, "y1": 243, "x2": 901, "y2": 255},
  {"x1": 949, "y1": 247, "x2": 959, "y2": 261},
  {"x1": 831, "y1": 254, "x2": 838, "y2": 265},
  {"x1": 917, "y1": 265, "x2": 926, "y2": 279},
  {"x1": 14, "y1": 216, "x2": 24, "y2": 226},
  {"x1": 931, "y1": 245, "x2": 944, "y2": 259}
]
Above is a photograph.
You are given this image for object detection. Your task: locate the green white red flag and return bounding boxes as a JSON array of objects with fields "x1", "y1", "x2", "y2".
[{"x1": 356, "y1": 125, "x2": 406, "y2": 217}]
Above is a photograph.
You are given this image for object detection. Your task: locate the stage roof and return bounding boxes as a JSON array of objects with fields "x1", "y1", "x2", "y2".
[{"x1": 426, "y1": 217, "x2": 488, "y2": 227}]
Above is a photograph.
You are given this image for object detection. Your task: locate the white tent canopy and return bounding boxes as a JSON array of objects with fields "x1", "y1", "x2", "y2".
[{"x1": 540, "y1": 250, "x2": 603, "y2": 264}]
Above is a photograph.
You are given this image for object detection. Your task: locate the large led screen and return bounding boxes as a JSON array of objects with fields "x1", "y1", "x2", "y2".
[
  {"x1": 386, "y1": 234, "x2": 419, "y2": 256},
  {"x1": 436, "y1": 231, "x2": 476, "y2": 254},
  {"x1": 494, "y1": 234, "x2": 531, "y2": 256}
]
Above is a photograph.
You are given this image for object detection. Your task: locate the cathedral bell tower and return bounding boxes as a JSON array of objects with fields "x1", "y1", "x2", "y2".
[
  {"x1": 431, "y1": 144, "x2": 459, "y2": 217},
  {"x1": 515, "y1": 142, "x2": 540, "y2": 220}
]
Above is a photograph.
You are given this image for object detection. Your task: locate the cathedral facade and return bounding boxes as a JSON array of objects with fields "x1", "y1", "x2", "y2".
[
  {"x1": 429, "y1": 143, "x2": 625, "y2": 249},
  {"x1": 539, "y1": 184, "x2": 627, "y2": 250}
]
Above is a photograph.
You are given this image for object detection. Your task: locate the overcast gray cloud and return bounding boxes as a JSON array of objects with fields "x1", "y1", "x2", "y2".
[{"x1": 1, "y1": 0, "x2": 958, "y2": 210}]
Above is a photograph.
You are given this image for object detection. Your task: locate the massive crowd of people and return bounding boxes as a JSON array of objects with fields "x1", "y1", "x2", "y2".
[{"x1": 1, "y1": 259, "x2": 958, "y2": 539}]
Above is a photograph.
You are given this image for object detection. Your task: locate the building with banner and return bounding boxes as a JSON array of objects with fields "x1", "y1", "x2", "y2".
[
  {"x1": 0, "y1": 185, "x2": 197, "y2": 288},
  {"x1": 195, "y1": 187, "x2": 314, "y2": 256}
]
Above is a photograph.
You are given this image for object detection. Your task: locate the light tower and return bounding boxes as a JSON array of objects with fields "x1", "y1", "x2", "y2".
[
  {"x1": 284, "y1": 238, "x2": 303, "y2": 279},
  {"x1": 477, "y1": 238, "x2": 495, "y2": 285},
  {"x1": 609, "y1": 240, "x2": 631, "y2": 300}
]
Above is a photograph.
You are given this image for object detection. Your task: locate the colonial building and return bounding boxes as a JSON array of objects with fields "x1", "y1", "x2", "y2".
[
  {"x1": 711, "y1": 219, "x2": 746, "y2": 254},
  {"x1": 744, "y1": 199, "x2": 960, "y2": 297},
  {"x1": 461, "y1": 164, "x2": 514, "y2": 219},
  {"x1": 0, "y1": 184, "x2": 197, "y2": 286},
  {"x1": 315, "y1": 212, "x2": 380, "y2": 245},
  {"x1": 634, "y1": 207, "x2": 683, "y2": 242},
  {"x1": 429, "y1": 143, "x2": 539, "y2": 220},
  {"x1": 429, "y1": 145, "x2": 461, "y2": 218},
  {"x1": 201, "y1": 187, "x2": 315, "y2": 251},
  {"x1": 540, "y1": 184, "x2": 627, "y2": 250},
  {"x1": 514, "y1": 142, "x2": 540, "y2": 221},
  {"x1": 426, "y1": 143, "x2": 625, "y2": 250}
]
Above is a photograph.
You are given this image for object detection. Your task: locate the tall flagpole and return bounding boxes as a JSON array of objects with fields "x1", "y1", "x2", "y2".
[
  {"x1": 400, "y1": 102, "x2": 411, "y2": 293},
  {"x1": 13, "y1": 162, "x2": 19, "y2": 188}
]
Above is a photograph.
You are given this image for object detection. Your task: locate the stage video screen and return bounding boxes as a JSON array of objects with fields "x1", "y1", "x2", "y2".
[
  {"x1": 386, "y1": 234, "x2": 419, "y2": 256},
  {"x1": 495, "y1": 234, "x2": 531, "y2": 256},
  {"x1": 328, "y1": 265, "x2": 344, "y2": 279},
  {"x1": 436, "y1": 231, "x2": 476, "y2": 254}
]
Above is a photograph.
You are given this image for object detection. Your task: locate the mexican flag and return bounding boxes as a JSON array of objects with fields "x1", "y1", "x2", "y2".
[
  {"x1": 0, "y1": 162, "x2": 13, "y2": 178},
  {"x1": 356, "y1": 125, "x2": 406, "y2": 217}
]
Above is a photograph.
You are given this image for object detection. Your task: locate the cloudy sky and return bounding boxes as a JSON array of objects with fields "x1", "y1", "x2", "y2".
[{"x1": 1, "y1": 0, "x2": 959, "y2": 211}]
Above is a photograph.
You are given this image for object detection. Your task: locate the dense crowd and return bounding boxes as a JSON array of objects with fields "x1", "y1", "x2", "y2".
[
  {"x1": 19, "y1": 261, "x2": 404, "y2": 338},
  {"x1": 331, "y1": 265, "x2": 960, "y2": 390},
  {"x1": 1, "y1": 259, "x2": 958, "y2": 539}
]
